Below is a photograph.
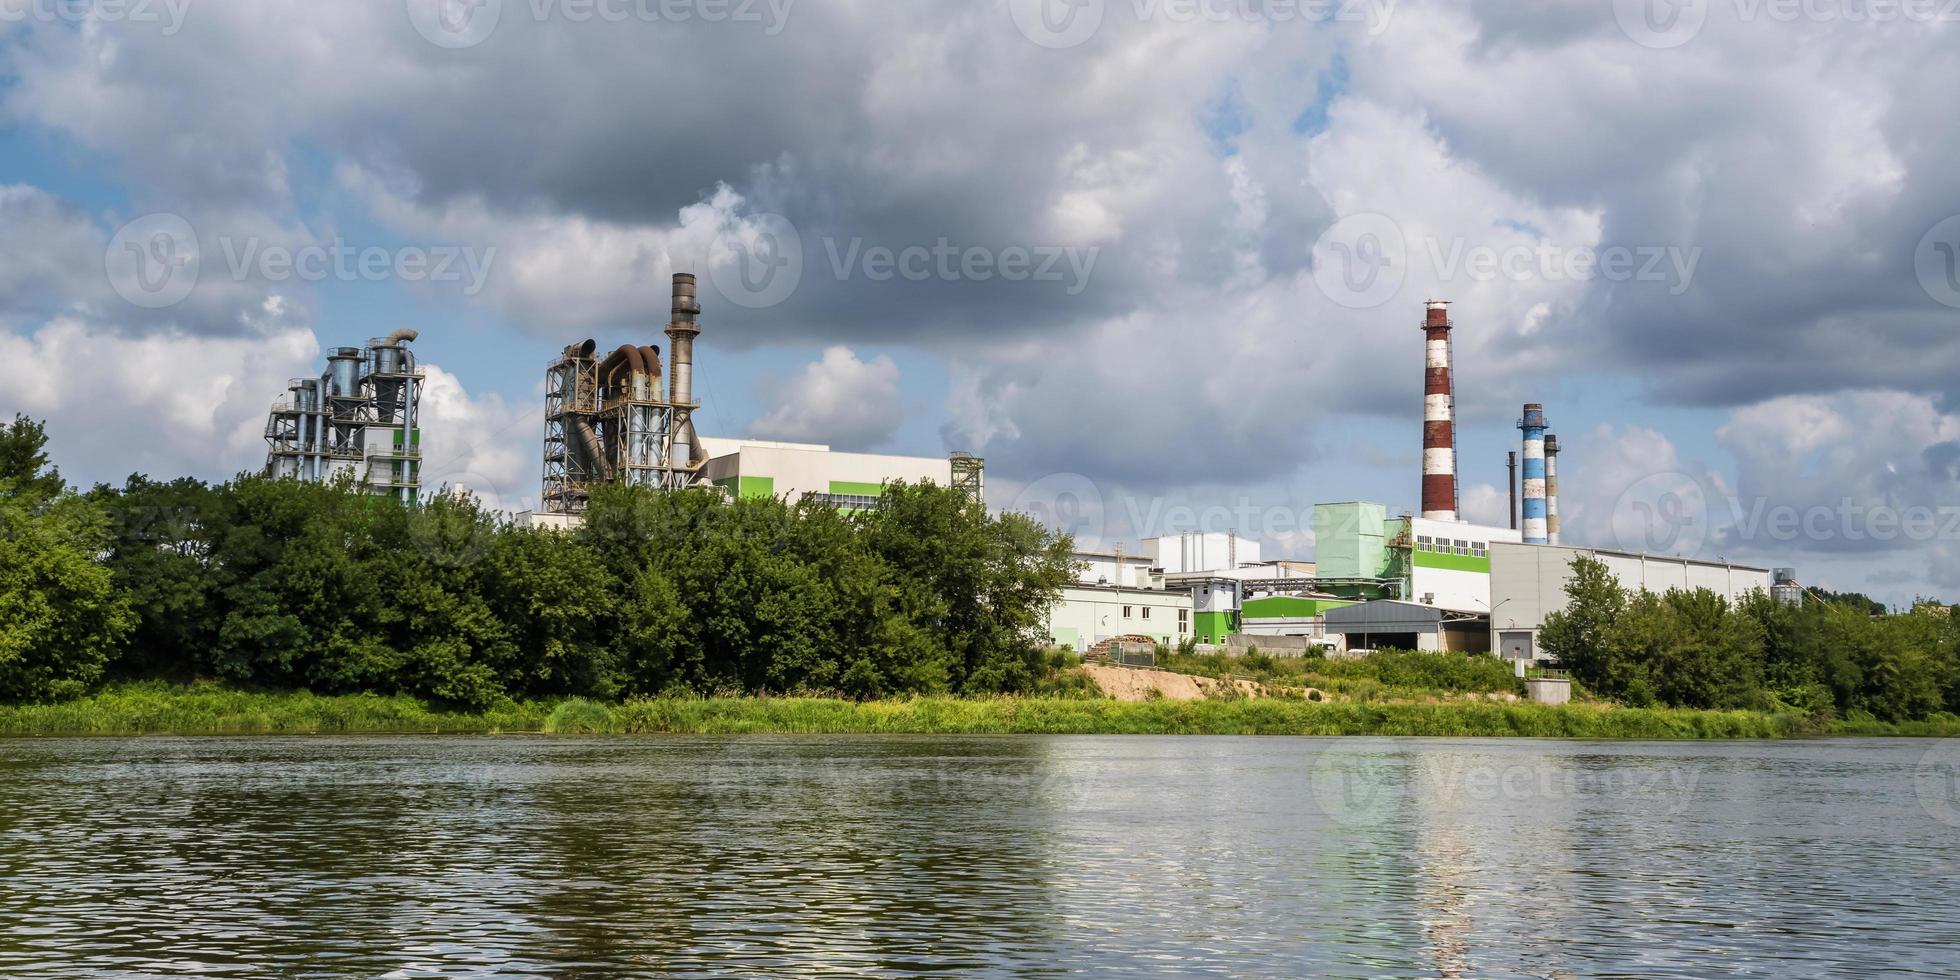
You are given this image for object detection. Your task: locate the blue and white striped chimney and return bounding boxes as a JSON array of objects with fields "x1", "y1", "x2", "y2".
[{"x1": 1520, "y1": 404, "x2": 1549, "y2": 545}]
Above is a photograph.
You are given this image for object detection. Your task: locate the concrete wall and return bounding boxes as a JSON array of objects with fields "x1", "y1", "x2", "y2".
[
  {"x1": 1489, "y1": 542, "x2": 1774, "y2": 660},
  {"x1": 1225, "y1": 633, "x2": 1330, "y2": 657},
  {"x1": 1045, "y1": 585, "x2": 1193, "y2": 652}
]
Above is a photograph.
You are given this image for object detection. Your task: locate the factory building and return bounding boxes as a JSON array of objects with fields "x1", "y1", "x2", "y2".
[
  {"x1": 1323, "y1": 600, "x2": 1491, "y2": 654},
  {"x1": 263, "y1": 330, "x2": 424, "y2": 503},
  {"x1": 1488, "y1": 542, "x2": 1775, "y2": 661},
  {"x1": 541, "y1": 274, "x2": 707, "y2": 514},
  {"x1": 1044, "y1": 548, "x2": 1192, "y2": 651},
  {"x1": 1311, "y1": 502, "x2": 1520, "y2": 613},
  {"x1": 698, "y1": 438, "x2": 973, "y2": 509}
]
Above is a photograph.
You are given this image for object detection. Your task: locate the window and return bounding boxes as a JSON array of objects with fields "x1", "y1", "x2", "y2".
[
  {"x1": 1178, "y1": 609, "x2": 1189, "y2": 634},
  {"x1": 800, "y1": 491, "x2": 883, "y2": 511},
  {"x1": 1417, "y1": 535, "x2": 1433, "y2": 552},
  {"x1": 1123, "y1": 605, "x2": 1133, "y2": 618},
  {"x1": 1142, "y1": 607, "x2": 1152, "y2": 620},
  {"x1": 1471, "y1": 541, "x2": 1487, "y2": 558},
  {"x1": 1454, "y1": 539, "x2": 1468, "y2": 555}
]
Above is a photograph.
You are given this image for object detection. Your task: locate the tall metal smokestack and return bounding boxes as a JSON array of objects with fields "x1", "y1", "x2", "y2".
[
  {"x1": 1420, "y1": 300, "x2": 1458, "y2": 522},
  {"x1": 1520, "y1": 404, "x2": 1549, "y2": 544},
  {"x1": 1507, "y1": 451, "x2": 1518, "y2": 531},
  {"x1": 666, "y1": 273, "x2": 702, "y2": 478},
  {"x1": 1545, "y1": 434, "x2": 1561, "y2": 545}
]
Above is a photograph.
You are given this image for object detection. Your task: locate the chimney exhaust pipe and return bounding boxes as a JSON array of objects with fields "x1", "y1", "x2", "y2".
[
  {"x1": 1420, "y1": 301, "x2": 1458, "y2": 522},
  {"x1": 1520, "y1": 404, "x2": 1549, "y2": 544},
  {"x1": 666, "y1": 273, "x2": 703, "y2": 481},
  {"x1": 1545, "y1": 434, "x2": 1561, "y2": 546},
  {"x1": 1507, "y1": 450, "x2": 1518, "y2": 531}
]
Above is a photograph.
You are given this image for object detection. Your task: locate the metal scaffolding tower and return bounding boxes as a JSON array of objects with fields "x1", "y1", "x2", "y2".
[{"x1": 264, "y1": 331, "x2": 424, "y2": 502}]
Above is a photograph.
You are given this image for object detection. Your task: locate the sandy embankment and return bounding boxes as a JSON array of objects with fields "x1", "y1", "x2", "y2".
[{"x1": 1082, "y1": 663, "x2": 1319, "y2": 703}]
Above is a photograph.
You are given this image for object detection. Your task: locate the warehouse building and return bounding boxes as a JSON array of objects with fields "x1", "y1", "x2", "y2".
[
  {"x1": 1488, "y1": 542, "x2": 1775, "y2": 661},
  {"x1": 697, "y1": 438, "x2": 971, "y2": 508},
  {"x1": 1323, "y1": 600, "x2": 1491, "y2": 653},
  {"x1": 1045, "y1": 583, "x2": 1193, "y2": 652}
]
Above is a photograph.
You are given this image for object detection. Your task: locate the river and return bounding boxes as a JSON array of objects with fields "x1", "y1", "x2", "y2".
[{"x1": 1, "y1": 736, "x2": 1955, "y2": 977}]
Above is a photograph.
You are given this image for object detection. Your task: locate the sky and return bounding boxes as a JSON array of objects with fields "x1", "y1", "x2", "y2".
[{"x1": 1, "y1": 0, "x2": 1958, "y2": 608}]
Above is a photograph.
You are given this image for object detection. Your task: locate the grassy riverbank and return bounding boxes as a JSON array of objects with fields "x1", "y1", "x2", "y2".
[{"x1": 4, "y1": 683, "x2": 1956, "y2": 738}]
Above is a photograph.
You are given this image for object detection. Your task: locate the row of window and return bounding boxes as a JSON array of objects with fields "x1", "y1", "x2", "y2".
[
  {"x1": 1416, "y1": 535, "x2": 1488, "y2": 558},
  {"x1": 1118, "y1": 605, "x2": 1192, "y2": 634},
  {"x1": 801, "y1": 491, "x2": 883, "y2": 511}
]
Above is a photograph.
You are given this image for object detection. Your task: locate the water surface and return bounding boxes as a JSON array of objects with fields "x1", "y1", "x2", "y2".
[{"x1": 1, "y1": 736, "x2": 1955, "y2": 977}]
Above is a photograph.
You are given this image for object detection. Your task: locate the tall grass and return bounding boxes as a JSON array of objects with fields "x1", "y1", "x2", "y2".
[
  {"x1": 1158, "y1": 649, "x2": 1525, "y2": 700},
  {"x1": 3, "y1": 682, "x2": 1938, "y2": 739}
]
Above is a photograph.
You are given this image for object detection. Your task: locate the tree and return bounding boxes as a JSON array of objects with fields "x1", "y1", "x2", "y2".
[
  {"x1": 0, "y1": 414, "x2": 66, "y2": 505},
  {"x1": 0, "y1": 495, "x2": 133, "y2": 700}
]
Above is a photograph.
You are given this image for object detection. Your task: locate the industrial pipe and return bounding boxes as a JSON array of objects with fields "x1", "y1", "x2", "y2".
[
  {"x1": 666, "y1": 274, "x2": 702, "y2": 477},
  {"x1": 1420, "y1": 301, "x2": 1458, "y2": 522},
  {"x1": 1520, "y1": 404, "x2": 1548, "y2": 545},
  {"x1": 1545, "y1": 434, "x2": 1561, "y2": 546}
]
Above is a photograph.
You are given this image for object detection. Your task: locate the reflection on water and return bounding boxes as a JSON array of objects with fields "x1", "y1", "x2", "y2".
[{"x1": 0, "y1": 736, "x2": 1954, "y2": 977}]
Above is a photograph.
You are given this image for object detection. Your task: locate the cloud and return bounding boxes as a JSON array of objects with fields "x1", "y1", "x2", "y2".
[
  {"x1": 746, "y1": 346, "x2": 901, "y2": 450},
  {"x1": 0, "y1": 316, "x2": 318, "y2": 485}
]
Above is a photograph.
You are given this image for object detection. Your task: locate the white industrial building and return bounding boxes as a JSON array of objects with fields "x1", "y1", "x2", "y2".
[
  {"x1": 1045, "y1": 583, "x2": 1193, "y2": 652},
  {"x1": 1488, "y1": 542, "x2": 1774, "y2": 661},
  {"x1": 1143, "y1": 532, "x2": 1261, "y2": 574}
]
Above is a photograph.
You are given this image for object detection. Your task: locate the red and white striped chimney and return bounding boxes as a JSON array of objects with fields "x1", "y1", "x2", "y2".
[{"x1": 1421, "y1": 301, "x2": 1458, "y2": 522}]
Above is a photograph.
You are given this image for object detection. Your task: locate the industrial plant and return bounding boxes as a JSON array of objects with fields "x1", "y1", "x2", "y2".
[
  {"x1": 263, "y1": 330, "x2": 424, "y2": 503},
  {"x1": 251, "y1": 274, "x2": 1798, "y2": 670},
  {"x1": 541, "y1": 273, "x2": 709, "y2": 514}
]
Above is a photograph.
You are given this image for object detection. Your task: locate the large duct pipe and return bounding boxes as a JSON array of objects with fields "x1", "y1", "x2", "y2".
[
  {"x1": 1545, "y1": 434, "x2": 1561, "y2": 546},
  {"x1": 667, "y1": 274, "x2": 702, "y2": 476},
  {"x1": 1420, "y1": 301, "x2": 1458, "y2": 522},
  {"x1": 384, "y1": 328, "x2": 419, "y2": 347},
  {"x1": 1520, "y1": 404, "x2": 1549, "y2": 545}
]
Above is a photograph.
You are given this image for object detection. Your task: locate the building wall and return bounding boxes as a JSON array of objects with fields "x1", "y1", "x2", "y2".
[
  {"x1": 1074, "y1": 552, "x2": 1157, "y2": 589},
  {"x1": 1405, "y1": 517, "x2": 1521, "y2": 613},
  {"x1": 1143, "y1": 532, "x2": 1262, "y2": 574},
  {"x1": 697, "y1": 438, "x2": 954, "y2": 504},
  {"x1": 1313, "y1": 502, "x2": 1388, "y2": 578},
  {"x1": 1046, "y1": 585, "x2": 1193, "y2": 651},
  {"x1": 1489, "y1": 542, "x2": 1774, "y2": 659}
]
